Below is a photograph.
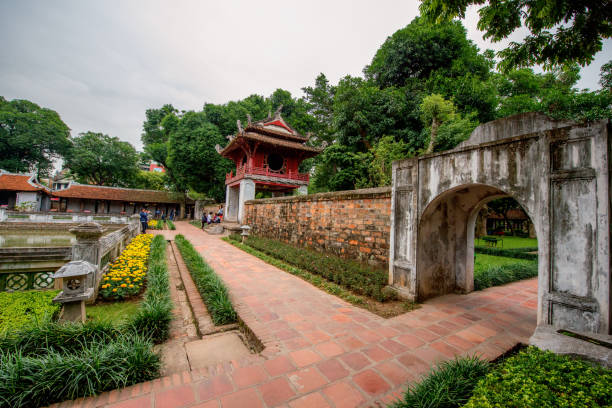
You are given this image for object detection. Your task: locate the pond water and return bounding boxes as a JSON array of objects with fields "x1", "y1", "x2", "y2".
[{"x1": 0, "y1": 230, "x2": 76, "y2": 247}]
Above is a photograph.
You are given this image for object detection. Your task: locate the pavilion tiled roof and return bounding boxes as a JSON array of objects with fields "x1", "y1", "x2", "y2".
[
  {"x1": 52, "y1": 183, "x2": 192, "y2": 204},
  {"x1": 219, "y1": 132, "x2": 322, "y2": 158},
  {"x1": 0, "y1": 171, "x2": 49, "y2": 192}
]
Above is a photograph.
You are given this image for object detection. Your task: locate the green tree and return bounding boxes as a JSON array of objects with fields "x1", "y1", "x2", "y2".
[
  {"x1": 600, "y1": 60, "x2": 612, "y2": 92},
  {"x1": 367, "y1": 136, "x2": 412, "y2": 187},
  {"x1": 420, "y1": 94, "x2": 456, "y2": 153},
  {"x1": 365, "y1": 17, "x2": 491, "y2": 88},
  {"x1": 310, "y1": 144, "x2": 372, "y2": 192},
  {"x1": 130, "y1": 170, "x2": 168, "y2": 190},
  {"x1": 141, "y1": 104, "x2": 177, "y2": 167},
  {"x1": 420, "y1": 0, "x2": 612, "y2": 70},
  {"x1": 302, "y1": 73, "x2": 336, "y2": 144},
  {"x1": 166, "y1": 112, "x2": 232, "y2": 202},
  {"x1": 65, "y1": 132, "x2": 140, "y2": 186},
  {"x1": 0, "y1": 97, "x2": 71, "y2": 177}
]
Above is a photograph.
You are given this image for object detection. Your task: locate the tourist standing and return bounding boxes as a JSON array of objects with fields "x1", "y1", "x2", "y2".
[
  {"x1": 169, "y1": 209, "x2": 175, "y2": 221},
  {"x1": 201, "y1": 210, "x2": 207, "y2": 230},
  {"x1": 139, "y1": 208, "x2": 148, "y2": 234}
]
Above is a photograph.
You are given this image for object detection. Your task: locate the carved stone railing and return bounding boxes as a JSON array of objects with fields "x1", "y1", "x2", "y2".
[{"x1": 0, "y1": 209, "x2": 133, "y2": 224}]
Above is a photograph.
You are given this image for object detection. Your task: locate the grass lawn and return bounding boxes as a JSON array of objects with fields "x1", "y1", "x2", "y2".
[
  {"x1": 475, "y1": 236, "x2": 537, "y2": 249},
  {"x1": 86, "y1": 299, "x2": 141, "y2": 324}
]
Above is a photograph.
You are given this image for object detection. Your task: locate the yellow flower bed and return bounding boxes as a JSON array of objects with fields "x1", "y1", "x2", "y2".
[
  {"x1": 148, "y1": 220, "x2": 158, "y2": 228},
  {"x1": 100, "y1": 234, "x2": 153, "y2": 300}
]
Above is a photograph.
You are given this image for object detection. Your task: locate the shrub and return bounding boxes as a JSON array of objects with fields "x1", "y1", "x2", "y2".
[
  {"x1": 0, "y1": 290, "x2": 60, "y2": 334},
  {"x1": 0, "y1": 320, "x2": 121, "y2": 356},
  {"x1": 474, "y1": 246, "x2": 538, "y2": 261},
  {"x1": 390, "y1": 356, "x2": 489, "y2": 408},
  {"x1": 166, "y1": 219, "x2": 176, "y2": 230},
  {"x1": 174, "y1": 235, "x2": 237, "y2": 325},
  {"x1": 464, "y1": 347, "x2": 612, "y2": 408},
  {"x1": 474, "y1": 262, "x2": 538, "y2": 290},
  {"x1": 0, "y1": 334, "x2": 159, "y2": 408},
  {"x1": 100, "y1": 234, "x2": 153, "y2": 300},
  {"x1": 125, "y1": 235, "x2": 172, "y2": 343},
  {"x1": 229, "y1": 234, "x2": 395, "y2": 302}
]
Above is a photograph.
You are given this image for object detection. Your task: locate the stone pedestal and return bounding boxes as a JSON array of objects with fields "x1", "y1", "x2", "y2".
[{"x1": 62, "y1": 300, "x2": 86, "y2": 322}]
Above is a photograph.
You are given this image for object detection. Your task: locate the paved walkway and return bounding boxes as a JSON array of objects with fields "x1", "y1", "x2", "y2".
[{"x1": 59, "y1": 222, "x2": 538, "y2": 408}]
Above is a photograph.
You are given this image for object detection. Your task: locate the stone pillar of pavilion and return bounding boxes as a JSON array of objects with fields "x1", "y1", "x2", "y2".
[{"x1": 217, "y1": 107, "x2": 322, "y2": 224}]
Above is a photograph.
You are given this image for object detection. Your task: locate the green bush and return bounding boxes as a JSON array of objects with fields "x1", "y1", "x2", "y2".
[
  {"x1": 166, "y1": 219, "x2": 176, "y2": 230},
  {"x1": 474, "y1": 246, "x2": 538, "y2": 261},
  {"x1": 229, "y1": 234, "x2": 395, "y2": 302},
  {"x1": 174, "y1": 235, "x2": 237, "y2": 325},
  {"x1": 125, "y1": 235, "x2": 172, "y2": 343},
  {"x1": 0, "y1": 290, "x2": 60, "y2": 334},
  {"x1": 464, "y1": 347, "x2": 612, "y2": 408},
  {"x1": 0, "y1": 320, "x2": 121, "y2": 356},
  {"x1": 0, "y1": 334, "x2": 159, "y2": 408},
  {"x1": 390, "y1": 356, "x2": 489, "y2": 408},
  {"x1": 474, "y1": 262, "x2": 538, "y2": 290}
]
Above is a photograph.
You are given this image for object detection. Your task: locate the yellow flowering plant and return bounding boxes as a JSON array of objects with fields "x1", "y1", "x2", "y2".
[
  {"x1": 148, "y1": 220, "x2": 158, "y2": 228},
  {"x1": 99, "y1": 234, "x2": 153, "y2": 300}
]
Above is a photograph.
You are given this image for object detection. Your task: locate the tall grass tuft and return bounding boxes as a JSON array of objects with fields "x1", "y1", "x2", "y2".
[
  {"x1": 174, "y1": 235, "x2": 237, "y2": 325},
  {"x1": 390, "y1": 356, "x2": 489, "y2": 408},
  {"x1": 166, "y1": 219, "x2": 176, "y2": 230},
  {"x1": 0, "y1": 334, "x2": 159, "y2": 408}
]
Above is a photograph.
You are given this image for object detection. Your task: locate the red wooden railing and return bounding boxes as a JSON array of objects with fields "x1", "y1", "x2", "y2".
[{"x1": 226, "y1": 165, "x2": 309, "y2": 184}]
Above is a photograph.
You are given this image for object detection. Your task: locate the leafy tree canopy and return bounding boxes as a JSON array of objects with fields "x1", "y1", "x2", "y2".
[
  {"x1": 140, "y1": 104, "x2": 177, "y2": 167},
  {"x1": 130, "y1": 170, "x2": 168, "y2": 191},
  {"x1": 166, "y1": 111, "x2": 232, "y2": 202},
  {"x1": 419, "y1": 0, "x2": 612, "y2": 71},
  {"x1": 0, "y1": 96, "x2": 71, "y2": 177},
  {"x1": 65, "y1": 131, "x2": 140, "y2": 187}
]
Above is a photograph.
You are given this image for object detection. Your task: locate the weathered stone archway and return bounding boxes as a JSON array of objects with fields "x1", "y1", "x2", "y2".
[{"x1": 390, "y1": 113, "x2": 610, "y2": 334}]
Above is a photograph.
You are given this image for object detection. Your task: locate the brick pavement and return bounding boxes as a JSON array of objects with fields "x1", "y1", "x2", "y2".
[{"x1": 55, "y1": 222, "x2": 538, "y2": 408}]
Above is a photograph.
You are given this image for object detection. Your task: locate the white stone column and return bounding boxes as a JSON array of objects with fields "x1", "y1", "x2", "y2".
[{"x1": 237, "y1": 179, "x2": 255, "y2": 224}]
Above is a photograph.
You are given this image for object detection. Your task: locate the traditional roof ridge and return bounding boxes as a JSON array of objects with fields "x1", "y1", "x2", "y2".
[
  {"x1": 55, "y1": 182, "x2": 179, "y2": 195},
  {"x1": 218, "y1": 132, "x2": 322, "y2": 158},
  {"x1": 0, "y1": 170, "x2": 50, "y2": 192}
]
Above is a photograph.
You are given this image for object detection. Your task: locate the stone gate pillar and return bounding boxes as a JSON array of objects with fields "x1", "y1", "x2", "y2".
[{"x1": 237, "y1": 179, "x2": 255, "y2": 224}]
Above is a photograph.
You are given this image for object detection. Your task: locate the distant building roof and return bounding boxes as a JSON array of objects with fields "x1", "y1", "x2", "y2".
[
  {"x1": 0, "y1": 170, "x2": 49, "y2": 192},
  {"x1": 52, "y1": 183, "x2": 192, "y2": 204}
]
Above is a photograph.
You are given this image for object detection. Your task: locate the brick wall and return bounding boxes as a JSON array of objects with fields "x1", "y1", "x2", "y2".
[{"x1": 244, "y1": 187, "x2": 392, "y2": 266}]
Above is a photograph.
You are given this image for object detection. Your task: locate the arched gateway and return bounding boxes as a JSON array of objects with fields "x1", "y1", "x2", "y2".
[{"x1": 389, "y1": 113, "x2": 610, "y2": 335}]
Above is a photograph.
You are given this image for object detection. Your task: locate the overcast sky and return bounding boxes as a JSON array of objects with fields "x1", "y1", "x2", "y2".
[{"x1": 1, "y1": 1, "x2": 610, "y2": 151}]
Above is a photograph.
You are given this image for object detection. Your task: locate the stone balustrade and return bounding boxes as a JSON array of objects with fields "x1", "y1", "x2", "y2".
[{"x1": 0, "y1": 208, "x2": 133, "y2": 224}]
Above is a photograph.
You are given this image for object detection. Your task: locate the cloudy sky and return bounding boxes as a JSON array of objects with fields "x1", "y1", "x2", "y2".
[{"x1": 1, "y1": 1, "x2": 610, "y2": 151}]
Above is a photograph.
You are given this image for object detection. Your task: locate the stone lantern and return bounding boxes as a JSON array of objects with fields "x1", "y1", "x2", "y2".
[
  {"x1": 240, "y1": 225, "x2": 251, "y2": 243},
  {"x1": 52, "y1": 260, "x2": 97, "y2": 322}
]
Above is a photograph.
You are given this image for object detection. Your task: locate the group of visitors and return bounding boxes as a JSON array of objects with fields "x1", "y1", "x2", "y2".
[
  {"x1": 201, "y1": 205, "x2": 224, "y2": 229},
  {"x1": 139, "y1": 208, "x2": 177, "y2": 233}
]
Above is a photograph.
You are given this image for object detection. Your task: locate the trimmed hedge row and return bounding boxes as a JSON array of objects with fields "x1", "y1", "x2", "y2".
[
  {"x1": 232, "y1": 234, "x2": 395, "y2": 302},
  {"x1": 0, "y1": 290, "x2": 60, "y2": 334},
  {"x1": 126, "y1": 234, "x2": 173, "y2": 343},
  {"x1": 474, "y1": 246, "x2": 538, "y2": 260},
  {"x1": 474, "y1": 262, "x2": 538, "y2": 291},
  {"x1": 166, "y1": 219, "x2": 176, "y2": 230},
  {"x1": 0, "y1": 235, "x2": 171, "y2": 407},
  {"x1": 174, "y1": 235, "x2": 237, "y2": 325},
  {"x1": 464, "y1": 347, "x2": 612, "y2": 408}
]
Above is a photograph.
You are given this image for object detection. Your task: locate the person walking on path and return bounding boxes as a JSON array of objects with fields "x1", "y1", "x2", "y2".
[{"x1": 139, "y1": 208, "x2": 148, "y2": 234}]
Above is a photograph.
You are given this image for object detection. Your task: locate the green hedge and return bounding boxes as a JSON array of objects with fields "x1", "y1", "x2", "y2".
[
  {"x1": 474, "y1": 246, "x2": 538, "y2": 261},
  {"x1": 166, "y1": 219, "x2": 176, "y2": 230},
  {"x1": 464, "y1": 347, "x2": 612, "y2": 408},
  {"x1": 474, "y1": 262, "x2": 538, "y2": 291},
  {"x1": 126, "y1": 235, "x2": 172, "y2": 343},
  {"x1": 390, "y1": 356, "x2": 489, "y2": 408},
  {"x1": 231, "y1": 234, "x2": 395, "y2": 302},
  {"x1": 0, "y1": 290, "x2": 60, "y2": 334},
  {"x1": 174, "y1": 235, "x2": 236, "y2": 325}
]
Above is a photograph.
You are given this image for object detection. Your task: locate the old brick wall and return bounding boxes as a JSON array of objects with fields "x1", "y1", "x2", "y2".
[{"x1": 244, "y1": 187, "x2": 391, "y2": 265}]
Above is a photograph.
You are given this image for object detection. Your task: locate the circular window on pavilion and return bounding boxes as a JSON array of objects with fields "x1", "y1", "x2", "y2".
[{"x1": 267, "y1": 153, "x2": 285, "y2": 172}]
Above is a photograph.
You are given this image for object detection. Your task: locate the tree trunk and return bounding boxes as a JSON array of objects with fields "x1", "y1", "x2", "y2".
[{"x1": 425, "y1": 118, "x2": 439, "y2": 154}]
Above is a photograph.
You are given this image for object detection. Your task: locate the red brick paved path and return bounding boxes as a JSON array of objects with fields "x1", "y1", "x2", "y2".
[{"x1": 56, "y1": 222, "x2": 537, "y2": 408}]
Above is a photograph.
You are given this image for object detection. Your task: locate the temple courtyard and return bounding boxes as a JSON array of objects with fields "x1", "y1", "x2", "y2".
[{"x1": 51, "y1": 221, "x2": 537, "y2": 408}]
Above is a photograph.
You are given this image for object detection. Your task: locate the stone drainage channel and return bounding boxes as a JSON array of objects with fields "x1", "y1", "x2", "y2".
[{"x1": 158, "y1": 240, "x2": 261, "y2": 376}]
